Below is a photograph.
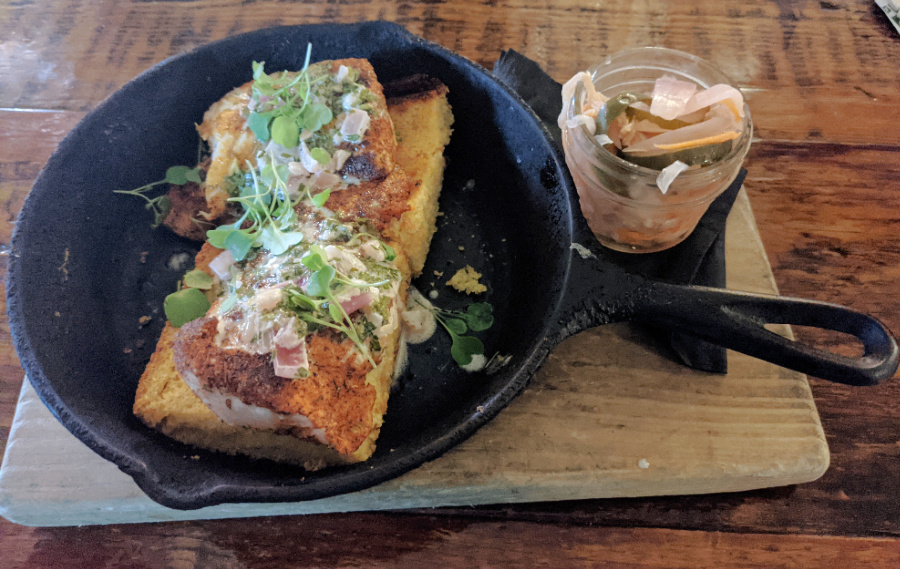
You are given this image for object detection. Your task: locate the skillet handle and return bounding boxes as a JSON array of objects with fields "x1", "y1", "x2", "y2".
[{"x1": 633, "y1": 282, "x2": 899, "y2": 386}]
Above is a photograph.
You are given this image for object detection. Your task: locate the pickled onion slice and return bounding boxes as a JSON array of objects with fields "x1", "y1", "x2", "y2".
[
  {"x1": 680, "y1": 84, "x2": 745, "y2": 120},
  {"x1": 650, "y1": 75, "x2": 698, "y2": 120},
  {"x1": 623, "y1": 115, "x2": 740, "y2": 156},
  {"x1": 656, "y1": 160, "x2": 690, "y2": 194},
  {"x1": 558, "y1": 72, "x2": 605, "y2": 130}
]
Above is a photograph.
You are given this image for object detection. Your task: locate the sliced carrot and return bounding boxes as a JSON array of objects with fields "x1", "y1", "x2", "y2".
[{"x1": 653, "y1": 129, "x2": 740, "y2": 151}]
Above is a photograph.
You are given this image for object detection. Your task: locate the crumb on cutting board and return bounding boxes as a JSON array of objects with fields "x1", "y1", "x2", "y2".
[{"x1": 446, "y1": 265, "x2": 487, "y2": 295}]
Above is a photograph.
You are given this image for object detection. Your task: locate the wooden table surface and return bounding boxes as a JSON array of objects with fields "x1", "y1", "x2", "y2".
[{"x1": 2, "y1": 0, "x2": 899, "y2": 566}]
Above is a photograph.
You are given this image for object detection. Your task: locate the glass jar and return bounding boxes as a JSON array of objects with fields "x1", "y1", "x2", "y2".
[{"x1": 561, "y1": 47, "x2": 753, "y2": 253}]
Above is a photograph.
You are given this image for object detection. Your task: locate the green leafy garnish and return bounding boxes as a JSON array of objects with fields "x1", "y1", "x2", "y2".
[
  {"x1": 310, "y1": 147, "x2": 331, "y2": 165},
  {"x1": 165, "y1": 165, "x2": 202, "y2": 185},
  {"x1": 205, "y1": 156, "x2": 304, "y2": 261},
  {"x1": 271, "y1": 115, "x2": 300, "y2": 147},
  {"x1": 164, "y1": 287, "x2": 210, "y2": 327},
  {"x1": 247, "y1": 111, "x2": 273, "y2": 142},
  {"x1": 419, "y1": 300, "x2": 495, "y2": 367},
  {"x1": 274, "y1": 245, "x2": 399, "y2": 366},
  {"x1": 248, "y1": 45, "x2": 334, "y2": 149},
  {"x1": 182, "y1": 269, "x2": 215, "y2": 290},
  {"x1": 281, "y1": 276, "x2": 375, "y2": 368},
  {"x1": 310, "y1": 187, "x2": 331, "y2": 208},
  {"x1": 460, "y1": 302, "x2": 495, "y2": 331},
  {"x1": 382, "y1": 242, "x2": 396, "y2": 261},
  {"x1": 450, "y1": 335, "x2": 485, "y2": 368},
  {"x1": 114, "y1": 165, "x2": 202, "y2": 227}
]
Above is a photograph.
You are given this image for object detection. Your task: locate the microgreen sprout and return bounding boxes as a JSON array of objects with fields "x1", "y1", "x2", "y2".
[
  {"x1": 418, "y1": 300, "x2": 494, "y2": 367},
  {"x1": 382, "y1": 242, "x2": 396, "y2": 262},
  {"x1": 248, "y1": 45, "x2": 333, "y2": 148},
  {"x1": 310, "y1": 187, "x2": 331, "y2": 208},
  {"x1": 164, "y1": 268, "x2": 214, "y2": 327},
  {"x1": 182, "y1": 269, "x2": 215, "y2": 290},
  {"x1": 270, "y1": 244, "x2": 389, "y2": 367},
  {"x1": 114, "y1": 165, "x2": 202, "y2": 227},
  {"x1": 206, "y1": 156, "x2": 304, "y2": 261}
]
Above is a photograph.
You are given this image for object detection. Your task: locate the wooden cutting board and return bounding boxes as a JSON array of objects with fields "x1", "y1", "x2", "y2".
[{"x1": 0, "y1": 189, "x2": 828, "y2": 527}]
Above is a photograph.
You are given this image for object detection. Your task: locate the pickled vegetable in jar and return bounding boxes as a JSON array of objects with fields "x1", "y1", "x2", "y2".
[{"x1": 559, "y1": 48, "x2": 753, "y2": 253}]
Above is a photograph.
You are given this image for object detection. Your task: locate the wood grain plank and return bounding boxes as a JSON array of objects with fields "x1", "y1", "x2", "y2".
[
  {"x1": 744, "y1": 142, "x2": 900, "y2": 360},
  {"x1": 1, "y1": 1, "x2": 898, "y2": 145},
  {"x1": 2, "y1": 515, "x2": 900, "y2": 568}
]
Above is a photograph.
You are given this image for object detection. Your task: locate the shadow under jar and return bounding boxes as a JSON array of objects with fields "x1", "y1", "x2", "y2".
[{"x1": 562, "y1": 47, "x2": 753, "y2": 253}]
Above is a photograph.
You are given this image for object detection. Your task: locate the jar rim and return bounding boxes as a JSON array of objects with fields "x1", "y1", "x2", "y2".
[{"x1": 567, "y1": 48, "x2": 753, "y2": 186}]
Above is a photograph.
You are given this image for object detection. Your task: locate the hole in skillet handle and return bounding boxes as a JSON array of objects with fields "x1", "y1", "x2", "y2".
[{"x1": 626, "y1": 282, "x2": 899, "y2": 386}]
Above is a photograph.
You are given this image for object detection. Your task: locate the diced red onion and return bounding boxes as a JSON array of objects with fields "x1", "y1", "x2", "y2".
[
  {"x1": 288, "y1": 161, "x2": 307, "y2": 175},
  {"x1": 274, "y1": 319, "x2": 302, "y2": 349},
  {"x1": 285, "y1": 174, "x2": 303, "y2": 196},
  {"x1": 274, "y1": 341, "x2": 309, "y2": 379},
  {"x1": 299, "y1": 141, "x2": 324, "y2": 174},
  {"x1": 340, "y1": 292, "x2": 373, "y2": 315},
  {"x1": 333, "y1": 149, "x2": 351, "y2": 171}
]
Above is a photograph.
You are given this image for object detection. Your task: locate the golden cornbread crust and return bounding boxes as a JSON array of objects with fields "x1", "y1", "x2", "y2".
[
  {"x1": 324, "y1": 59, "x2": 396, "y2": 182},
  {"x1": 134, "y1": 74, "x2": 453, "y2": 468},
  {"x1": 384, "y1": 78, "x2": 454, "y2": 276}
]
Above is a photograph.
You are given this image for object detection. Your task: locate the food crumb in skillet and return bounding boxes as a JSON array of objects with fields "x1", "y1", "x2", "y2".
[{"x1": 446, "y1": 265, "x2": 487, "y2": 294}]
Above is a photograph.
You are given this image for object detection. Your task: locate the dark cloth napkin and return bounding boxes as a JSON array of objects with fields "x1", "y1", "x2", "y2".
[{"x1": 493, "y1": 50, "x2": 748, "y2": 373}]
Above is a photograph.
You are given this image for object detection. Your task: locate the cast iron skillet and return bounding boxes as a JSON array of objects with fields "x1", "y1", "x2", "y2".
[{"x1": 7, "y1": 22, "x2": 898, "y2": 510}]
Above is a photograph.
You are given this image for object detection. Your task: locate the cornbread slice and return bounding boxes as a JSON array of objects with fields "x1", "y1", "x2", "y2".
[
  {"x1": 134, "y1": 77, "x2": 453, "y2": 468},
  {"x1": 383, "y1": 75, "x2": 454, "y2": 276}
]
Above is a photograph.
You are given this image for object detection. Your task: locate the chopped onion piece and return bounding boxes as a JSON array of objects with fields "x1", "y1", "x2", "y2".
[
  {"x1": 288, "y1": 160, "x2": 308, "y2": 176},
  {"x1": 299, "y1": 141, "x2": 324, "y2": 174},
  {"x1": 566, "y1": 113, "x2": 596, "y2": 134},
  {"x1": 332, "y1": 149, "x2": 351, "y2": 171},
  {"x1": 274, "y1": 341, "x2": 309, "y2": 379},
  {"x1": 558, "y1": 72, "x2": 604, "y2": 130},
  {"x1": 340, "y1": 292, "x2": 374, "y2": 315},
  {"x1": 650, "y1": 75, "x2": 698, "y2": 121},
  {"x1": 274, "y1": 319, "x2": 302, "y2": 349},
  {"x1": 656, "y1": 160, "x2": 690, "y2": 194},
  {"x1": 208, "y1": 250, "x2": 235, "y2": 280},
  {"x1": 341, "y1": 109, "x2": 370, "y2": 139},
  {"x1": 315, "y1": 171, "x2": 341, "y2": 189},
  {"x1": 360, "y1": 241, "x2": 386, "y2": 261},
  {"x1": 254, "y1": 287, "x2": 283, "y2": 311}
]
